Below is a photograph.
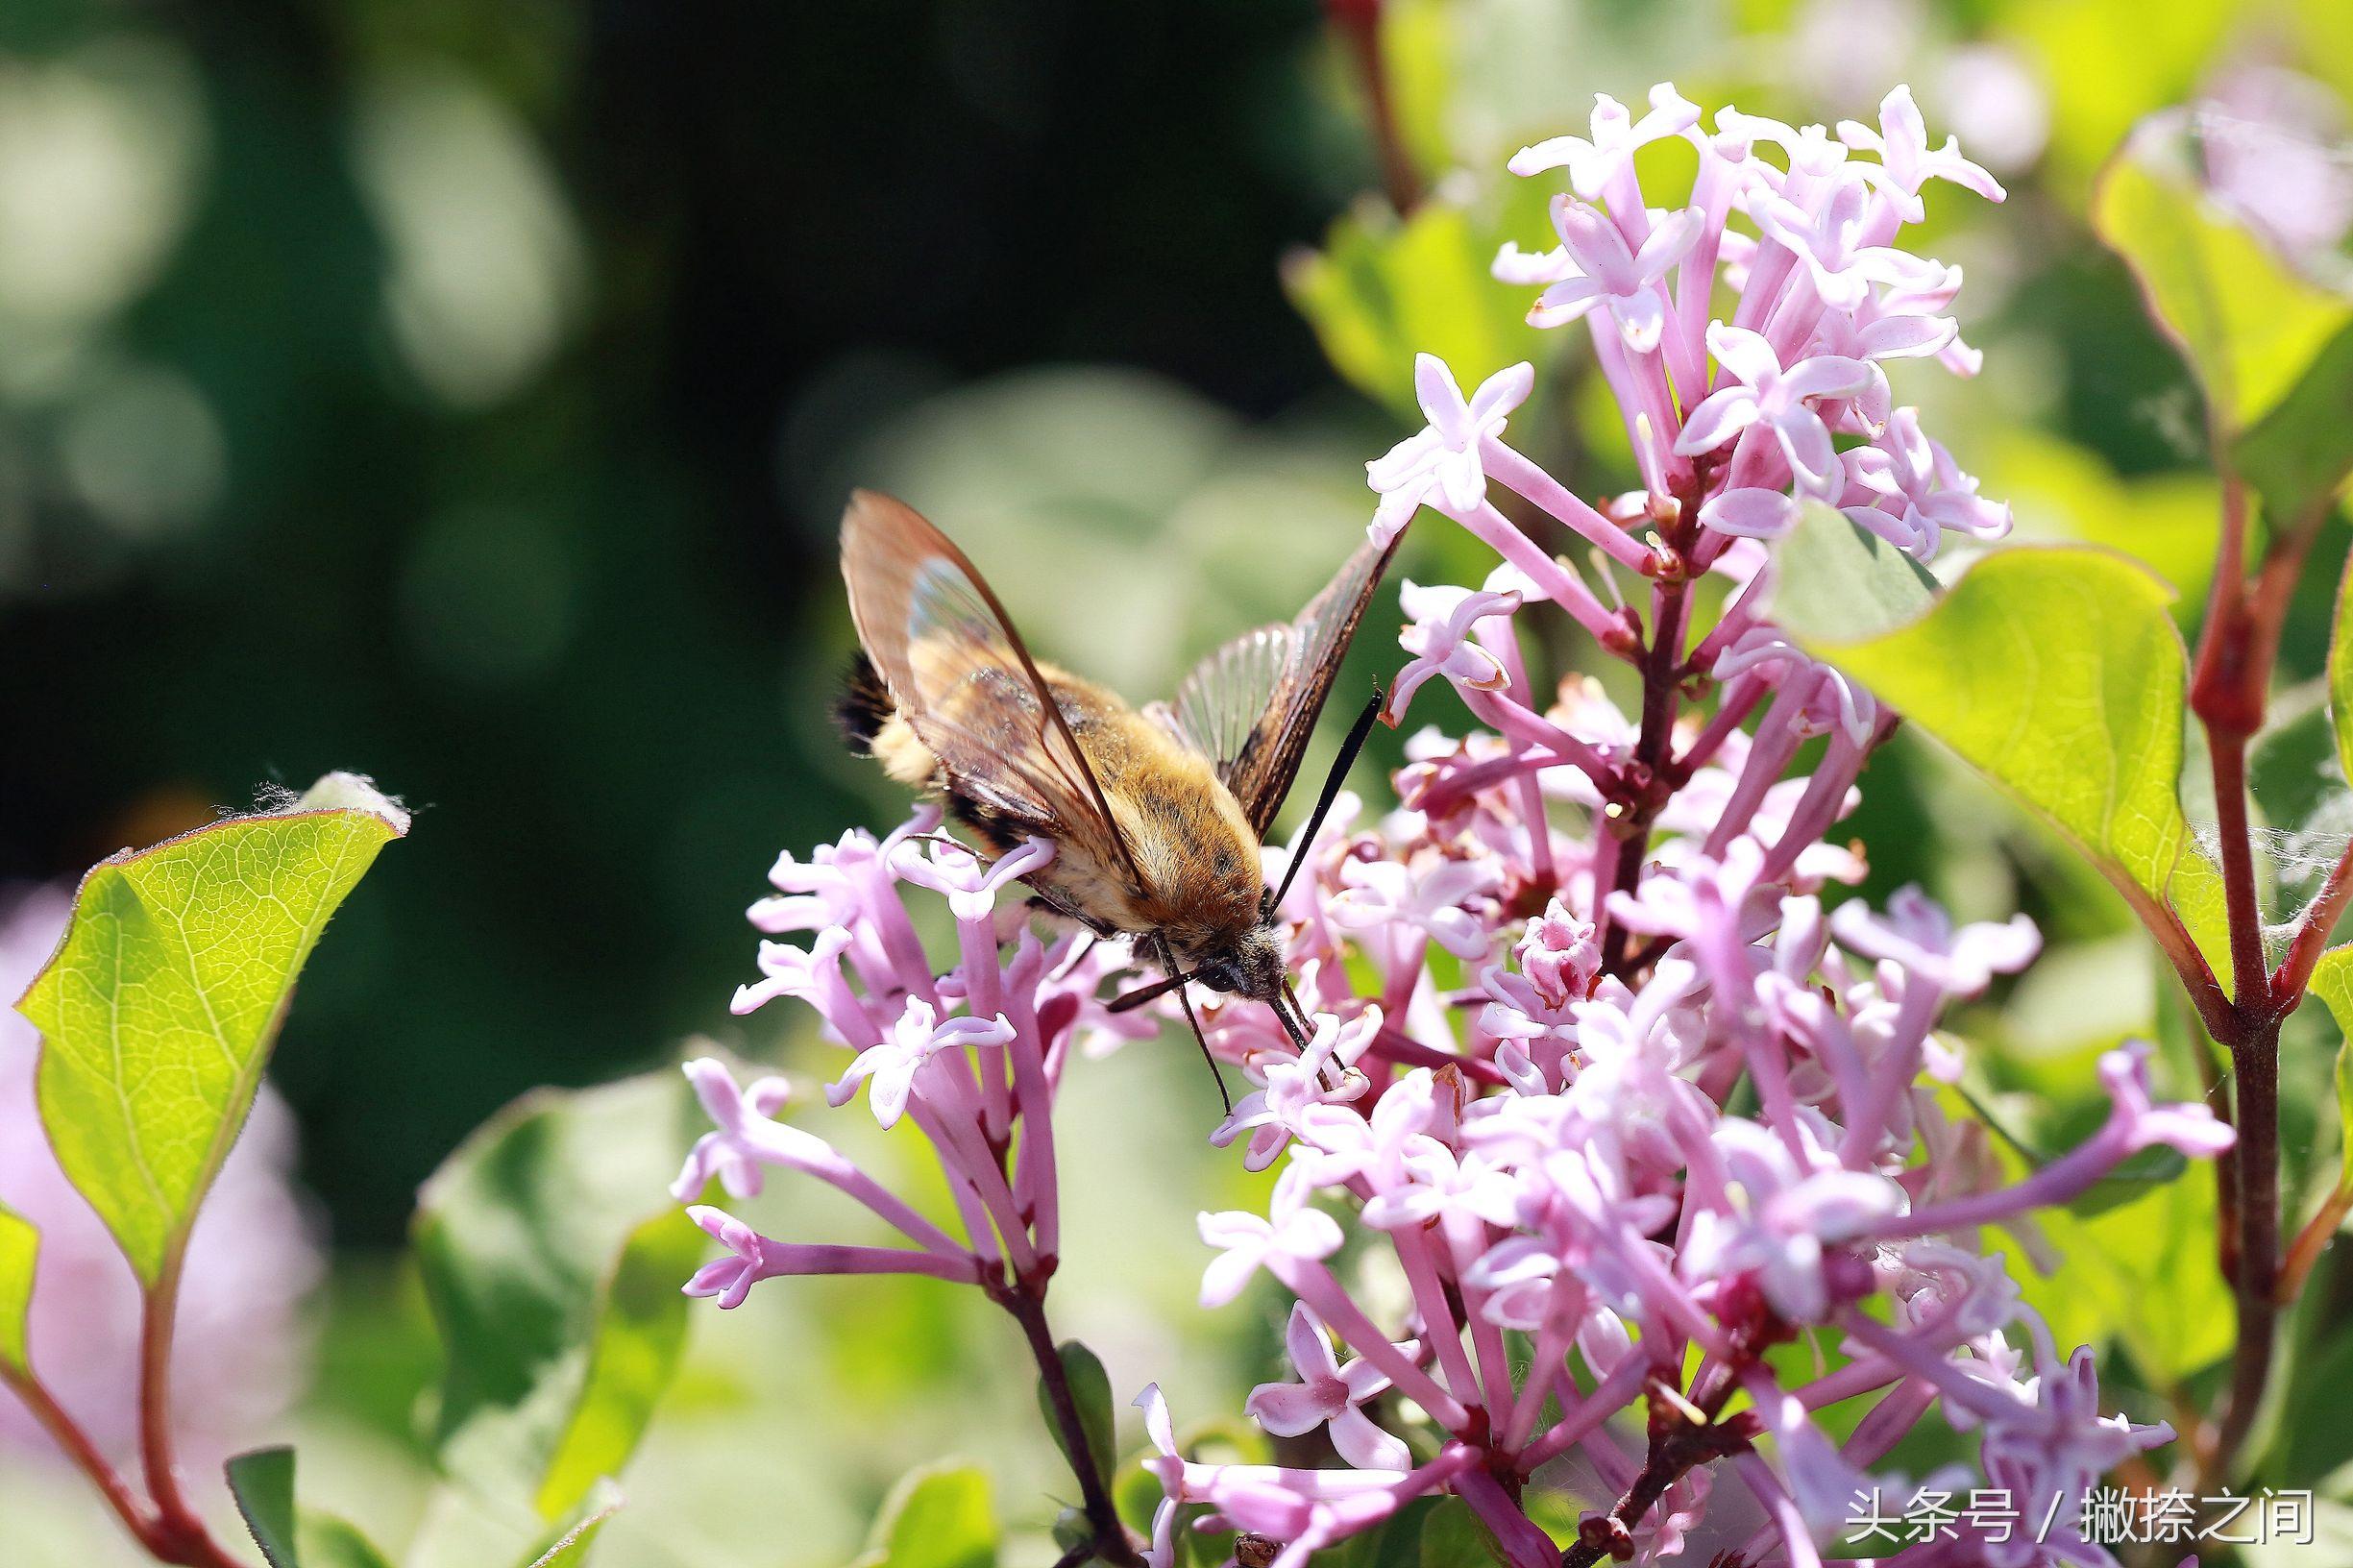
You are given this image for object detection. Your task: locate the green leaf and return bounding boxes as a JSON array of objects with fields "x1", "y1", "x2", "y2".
[
  {"x1": 526, "y1": 1482, "x2": 625, "y2": 1568},
  {"x1": 2311, "y1": 947, "x2": 2353, "y2": 1191},
  {"x1": 2331, "y1": 560, "x2": 2353, "y2": 792},
  {"x1": 2093, "y1": 112, "x2": 2353, "y2": 440},
  {"x1": 415, "y1": 1071, "x2": 704, "y2": 1520},
  {"x1": 296, "y1": 1517, "x2": 398, "y2": 1568},
  {"x1": 1034, "y1": 1338, "x2": 1115, "y2": 1492},
  {"x1": 2065, "y1": 1142, "x2": 2188, "y2": 1218},
  {"x1": 1284, "y1": 184, "x2": 1548, "y2": 424},
  {"x1": 14, "y1": 773, "x2": 406, "y2": 1285},
  {"x1": 1770, "y1": 500, "x2": 1939, "y2": 646},
  {"x1": 1418, "y1": 1497, "x2": 1509, "y2": 1566},
  {"x1": 2020, "y1": 1164, "x2": 2235, "y2": 1386},
  {"x1": 533, "y1": 1209, "x2": 703, "y2": 1519},
  {"x1": 228, "y1": 1447, "x2": 300, "y2": 1568},
  {"x1": 1790, "y1": 547, "x2": 2223, "y2": 963},
  {"x1": 0, "y1": 1204, "x2": 35, "y2": 1378},
  {"x1": 2235, "y1": 320, "x2": 2353, "y2": 528},
  {"x1": 225, "y1": 1445, "x2": 400, "y2": 1568},
  {"x1": 847, "y1": 1463, "x2": 997, "y2": 1568}
]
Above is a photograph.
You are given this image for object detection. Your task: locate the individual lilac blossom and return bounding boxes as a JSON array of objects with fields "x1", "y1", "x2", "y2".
[
  {"x1": 1829, "y1": 884, "x2": 2039, "y2": 998},
  {"x1": 1379, "y1": 577, "x2": 1522, "y2": 724},
  {"x1": 1840, "y1": 406, "x2": 2013, "y2": 559},
  {"x1": 1837, "y1": 84, "x2": 2007, "y2": 217},
  {"x1": 1674, "y1": 324, "x2": 1871, "y2": 497},
  {"x1": 673, "y1": 1056, "x2": 795, "y2": 1200},
  {"x1": 1364, "y1": 355, "x2": 1532, "y2": 541},
  {"x1": 1327, "y1": 853, "x2": 1499, "y2": 962},
  {"x1": 1509, "y1": 84, "x2": 1703, "y2": 201},
  {"x1": 1212, "y1": 1008, "x2": 1381, "y2": 1171},
  {"x1": 824, "y1": 995, "x2": 1014, "y2": 1128},
  {"x1": 1245, "y1": 1304, "x2": 1410, "y2": 1470},
  {"x1": 1680, "y1": 1118, "x2": 1909, "y2": 1321},
  {"x1": 1499, "y1": 198, "x2": 1704, "y2": 352},
  {"x1": 0, "y1": 885, "x2": 323, "y2": 1468},
  {"x1": 1198, "y1": 1195, "x2": 1345, "y2": 1311}
]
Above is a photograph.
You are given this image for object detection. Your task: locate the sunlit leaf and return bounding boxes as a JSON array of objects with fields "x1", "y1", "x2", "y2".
[
  {"x1": 0, "y1": 1205, "x2": 34, "y2": 1379},
  {"x1": 1787, "y1": 547, "x2": 2224, "y2": 965},
  {"x1": 2093, "y1": 112, "x2": 2353, "y2": 440},
  {"x1": 1285, "y1": 184, "x2": 1548, "y2": 424},
  {"x1": 13, "y1": 773, "x2": 406, "y2": 1286},
  {"x1": 415, "y1": 1071, "x2": 703, "y2": 1520},
  {"x1": 1034, "y1": 1338, "x2": 1115, "y2": 1492},
  {"x1": 847, "y1": 1462, "x2": 996, "y2": 1568}
]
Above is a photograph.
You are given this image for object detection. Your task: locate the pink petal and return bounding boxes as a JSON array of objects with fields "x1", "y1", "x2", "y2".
[
  {"x1": 1672, "y1": 386, "x2": 1759, "y2": 454},
  {"x1": 1245, "y1": 1379, "x2": 1337, "y2": 1437},
  {"x1": 1699, "y1": 487, "x2": 1801, "y2": 539},
  {"x1": 1328, "y1": 1407, "x2": 1412, "y2": 1471}
]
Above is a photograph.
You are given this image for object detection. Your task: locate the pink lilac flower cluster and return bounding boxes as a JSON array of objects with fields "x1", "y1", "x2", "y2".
[
  {"x1": 679, "y1": 82, "x2": 2232, "y2": 1568},
  {"x1": 679, "y1": 818, "x2": 1145, "y2": 1303}
]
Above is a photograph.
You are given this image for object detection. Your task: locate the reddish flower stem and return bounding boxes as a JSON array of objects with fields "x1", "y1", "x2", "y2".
[
  {"x1": 998, "y1": 1272, "x2": 1143, "y2": 1567},
  {"x1": 1327, "y1": 0, "x2": 1422, "y2": 214},
  {"x1": 135, "y1": 1255, "x2": 251, "y2": 1568}
]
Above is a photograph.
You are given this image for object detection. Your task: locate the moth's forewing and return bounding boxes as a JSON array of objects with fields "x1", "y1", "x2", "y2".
[
  {"x1": 1169, "y1": 532, "x2": 1400, "y2": 836},
  {"x1": 840, "y1": 490, "x2": 1142, "y2": 879}
]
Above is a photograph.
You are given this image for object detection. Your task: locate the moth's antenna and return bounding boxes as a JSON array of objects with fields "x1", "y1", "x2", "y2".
[
  {"x1": 1108, "y1": 969, "x2": 1195, "y2": 1015},
  {"x1": 1270, "y1": 686, "x2": 1385, "y2": 914},
  {"x1": 1155, "y1": 934, "x2": 1232, "y2": 1117}
]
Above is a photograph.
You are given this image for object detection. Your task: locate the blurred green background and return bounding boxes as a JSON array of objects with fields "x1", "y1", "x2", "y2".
[{"x1": 3, "y1": 0, "x2": 2351, "y2": 1563}]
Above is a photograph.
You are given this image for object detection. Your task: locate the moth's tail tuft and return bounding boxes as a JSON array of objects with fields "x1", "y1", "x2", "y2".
[{"x1": 834, "y1": 651, "x2": 895, "y2": 754}]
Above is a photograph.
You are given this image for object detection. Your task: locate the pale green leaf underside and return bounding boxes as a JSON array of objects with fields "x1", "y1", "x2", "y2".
[
  {"x1": 1794, "y1": 547, "x2": 2222, "y2": 964},
  {"x1": 0, "y1": 1204, "x2": 37, "y2": 1376},
  {"x1": 15, "y1": 774, "x2": 405, "y2": 1285}
]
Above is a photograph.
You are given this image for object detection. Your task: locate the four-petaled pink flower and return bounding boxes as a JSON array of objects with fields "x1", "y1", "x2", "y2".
[
  {"x1": 673, "y1": 1056, "x2": 794, "y2": 1201},
  {"x1": 1329, "y1": 855, "x2": 1500, "y2": 962},
  {"x1": 1381, "y1": 577, "x2": 1523, "y2": 723},
  {"x1": 1842, "y1": 406, "x2": 2012, "y2": 560},
  {"x1": 1198, "y1": 1197, "x2": 1345, "y2": 1309},
  {"x1": 826, "y1": 995, "x2": 1014, "y2": 1127},
  {"x1": 1749, "y1": 174, "x2": 1945, "y2": 311},
  {"x1": 1830, "y1": 884, "x2": 2040, "y2": 999},
  {"x1": 681, "y1": 1205, "x2": 784, "y2": 1311},
  {"x1": 1366, "y1": 355, "x2": 1533, "y2": 541},
  {"x1": 1245, "y1": 1303, "x2": 1410, "y2": 1470},
  {"x1": 1675, "y1": 324, "x2": 1871, "y2": 496},
  {"x1": 1838, "y1": 85, "x2": 2006, "y2": 219},
  {"x1": 1499, "y1": 199, "x2": 1703, "y2": 353},
  {"x1": 1508, "y1": 83, "x2": 1702, "y2": 198}
]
